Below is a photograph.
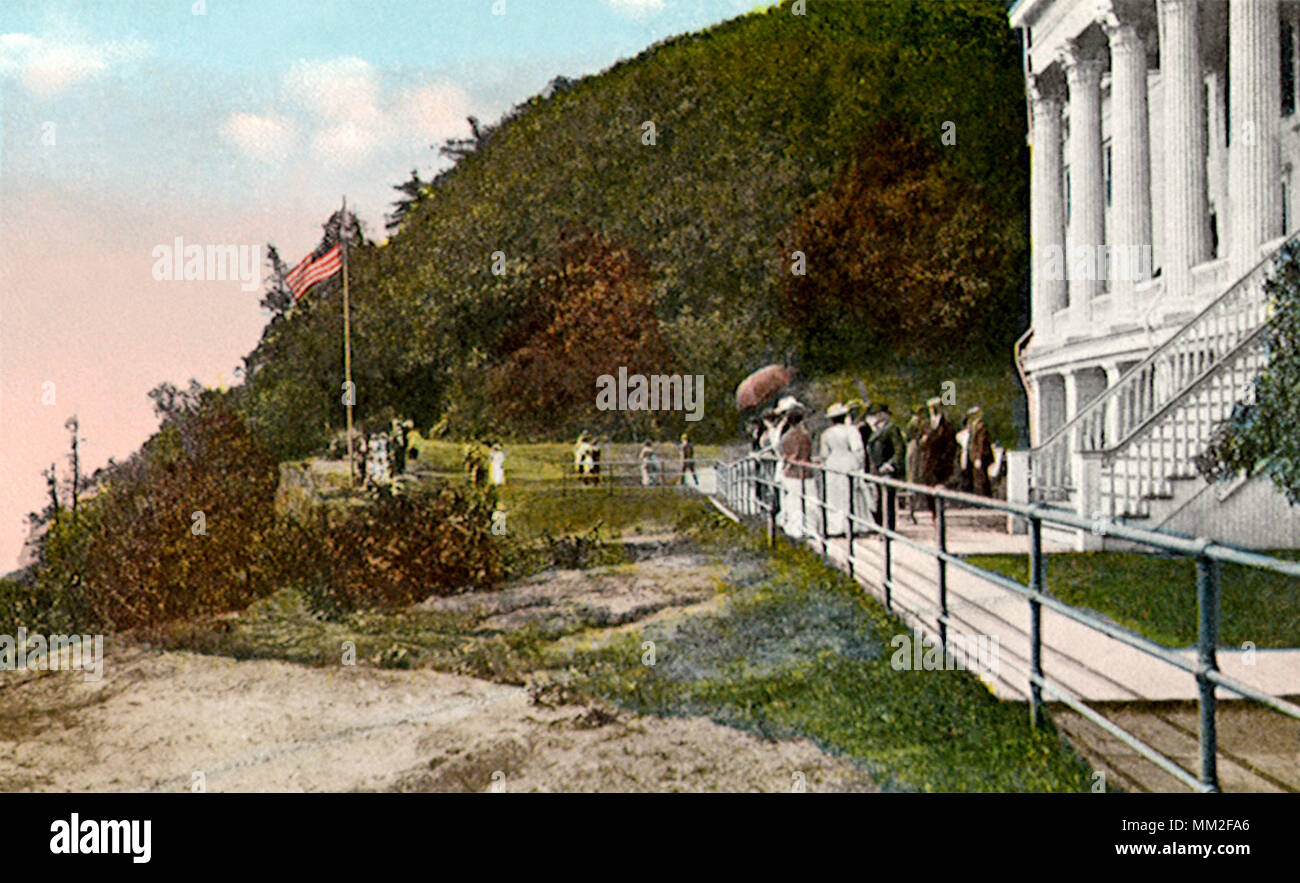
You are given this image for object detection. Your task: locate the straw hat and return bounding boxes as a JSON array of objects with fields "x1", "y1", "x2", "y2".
[
  {"x1": 825, "y1": 402, "x2": 850, "y2": 419},
  {"x1": 774, "y1": 396, "x2": 805, "y2": 415}
]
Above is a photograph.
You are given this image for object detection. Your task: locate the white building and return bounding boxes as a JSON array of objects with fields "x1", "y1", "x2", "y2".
[{"x1": 1009, "y1": 0, "x2": 1300, "y2": 548}]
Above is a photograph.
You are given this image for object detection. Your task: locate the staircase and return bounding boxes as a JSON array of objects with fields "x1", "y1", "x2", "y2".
[{"x1": 1028, "y1": 241, "x2": 1284, "y2": 534}]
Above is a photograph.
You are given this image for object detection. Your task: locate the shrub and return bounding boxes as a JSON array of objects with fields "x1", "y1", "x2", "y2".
[
  {"x1": 297, "y1": 483, "x2": 503, "y2": 616},
  {"x1": 26, "y1": 393, "x2": 281, "y2": 633}
]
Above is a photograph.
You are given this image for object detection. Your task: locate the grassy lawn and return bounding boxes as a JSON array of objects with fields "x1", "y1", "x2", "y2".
[
  {"x1": 970, "y1": 551, "x2": 1300, "y2": 649},
  {"x1": 498, "y1": 484, "x2": 696, "y2": 538},
  {"x1": 406, "y1": 437, "x2": 726, "y2": 481},
  {"x1": 555, "y1": 513, "x2": 1097, "y2": 793}
]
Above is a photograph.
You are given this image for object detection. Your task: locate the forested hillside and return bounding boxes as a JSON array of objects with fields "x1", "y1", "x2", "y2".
[{"x1": 238, "y1": 0, "x2": 1028, "y2": 453}]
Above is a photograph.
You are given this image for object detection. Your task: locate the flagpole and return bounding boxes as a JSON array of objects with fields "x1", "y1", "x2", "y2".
[{"x1": 342, "y1": 195, "x2": 355, "y2": 488}]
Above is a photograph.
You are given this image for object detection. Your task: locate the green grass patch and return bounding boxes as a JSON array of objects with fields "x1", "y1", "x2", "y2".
[
  {"x1": 970, "y1": 551, "x2": 1300, "y2": 649},
  {"x1": 550, "y1": 514, "x2": 1097, "y2": 792},
  {"x1": 498, "y1": 484, "x2": 695, "y2": 538},
  {"x1": 407, "y1": 438, "x2": 725, "y2": 483},
  {"x1": 155, "y1": 587, "x2": 570, "y2": 685}
]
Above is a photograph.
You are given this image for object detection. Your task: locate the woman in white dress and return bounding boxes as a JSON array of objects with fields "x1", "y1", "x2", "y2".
[
  {"x1": 774, "y1": 398, "x2": 813, "y2": 538},
  {"x1": 639, "y1": 442, "x2": 661, "y2": 486},
  {"x1": 489, "y1": 443, "x2": 506, "y2": 485},
  {"x1": 819, "y1": 402, "x2": 864, "y2": 537}
]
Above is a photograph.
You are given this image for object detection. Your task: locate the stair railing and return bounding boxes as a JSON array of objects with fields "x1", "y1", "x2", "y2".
[
  {"x1": 1097, "y1": 324, "x2": 1271, "y2": 518},
  {"x1": 1027, "y1": 241, "x2": 1284, "y2": 503}
]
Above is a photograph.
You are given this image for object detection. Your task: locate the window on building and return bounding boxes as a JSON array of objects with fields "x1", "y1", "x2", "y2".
[
  {"x1": 1104, "y1": 142, "x2": 1112, "y2": 207},
  {"x1": 1284, "y1": 19, "x2": 1296, "y2": 115},
  {"x1": 1226, "y1": 52, "x2": 1232, "y2": 146},
  {"x1": 1065, "y1": 167, "x2": 1071, "y2": 224},
  {"x1": 1284, "y1": 176, "x2": 1292, "y2": 235}
]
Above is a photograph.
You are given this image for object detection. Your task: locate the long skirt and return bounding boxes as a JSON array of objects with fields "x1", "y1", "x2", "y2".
[
  {"x1": 823, "y1": 471, "x2": 851, "y2": 536},
  {"x1": 780, "y1": 474, "x2": 814, "y2": 538}
]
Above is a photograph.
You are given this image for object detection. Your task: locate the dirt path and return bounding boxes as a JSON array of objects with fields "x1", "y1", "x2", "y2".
[{"x1": 1, "y1": 536, "x2": 876, "y2": 793}]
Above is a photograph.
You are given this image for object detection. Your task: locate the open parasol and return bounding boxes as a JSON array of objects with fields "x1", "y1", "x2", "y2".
[{"x1": 735, "y1": 364, "x2": 796, "y2": 411}]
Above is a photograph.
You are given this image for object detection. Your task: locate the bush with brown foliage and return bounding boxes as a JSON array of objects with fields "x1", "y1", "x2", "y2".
[
  {"x1": 21, "y1": 387, "x2": 503, "y2": 634},
  {"x1": 54, "y1": 391, "x2": 283, "y2": 632},
  {"x1": 778, "y1": 119, "x2": 1024, "y2": 373},
  {"x1": 296, "y1": 483, "x2": 503, "y2": 617}
]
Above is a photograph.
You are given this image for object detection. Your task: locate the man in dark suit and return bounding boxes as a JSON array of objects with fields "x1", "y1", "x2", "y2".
[
  {"x1": 865, "y1": 404, "x2": 905, "y2": 527},
  {"x1": 918, "y1": 396, "x2": 958, "y2": 520}
]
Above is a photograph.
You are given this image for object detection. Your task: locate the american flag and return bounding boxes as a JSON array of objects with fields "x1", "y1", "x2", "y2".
[{"x1": 285, "y1": 243, "x2": 343, "y2": 301}]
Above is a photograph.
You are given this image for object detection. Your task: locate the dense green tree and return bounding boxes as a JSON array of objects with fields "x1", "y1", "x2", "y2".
[{"x1": 385, "y1": 169, "x2": 432, "y2": 233}]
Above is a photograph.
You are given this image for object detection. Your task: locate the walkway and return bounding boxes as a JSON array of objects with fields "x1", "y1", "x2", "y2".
[{"x1": 697, "y1": 472, "x2": 1300, "y2": 704}]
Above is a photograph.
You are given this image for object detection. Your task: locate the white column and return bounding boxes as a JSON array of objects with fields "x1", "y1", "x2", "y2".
[
  {"x1": 1157, "y1": 0, "x2": 1210, "y2": 294},
  {"x1": 1104, "y1": 19, "x2": 1154, "y2": 296},
  {"x1": 1229, "y1": 0, "x2": 1282, "y2": 274},
  {"x1": 1063, "y1": 42, "x2": 1106, "y2": 307},
  {"x1": 1030, "y1": 77, "x2": 1067, "y2": 325},
  {"x1": 1063, "y1": 370, "x2": 1080, "y2": 422},
  {"x1": 1103, "y1": 363, "x2": 1124, "y2": 447}
]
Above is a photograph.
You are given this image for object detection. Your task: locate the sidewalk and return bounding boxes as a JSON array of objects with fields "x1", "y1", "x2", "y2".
[{"x1": 814, "y1": 525, "x2": 1300, "y2": 702}]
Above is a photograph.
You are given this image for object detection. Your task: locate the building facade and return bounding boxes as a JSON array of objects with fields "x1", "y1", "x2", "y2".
[{"x1": 1009, "y1": 0, "x2": 1300, "y2": 548}]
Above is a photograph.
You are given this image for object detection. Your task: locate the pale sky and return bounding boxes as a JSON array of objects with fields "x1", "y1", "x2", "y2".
[{"x1": 0, "y1": 0, "x2": 760, "y2": 571}]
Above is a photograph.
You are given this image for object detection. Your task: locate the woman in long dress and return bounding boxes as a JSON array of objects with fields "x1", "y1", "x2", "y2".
[
  {"x1": 639, "y1": 442, "x2": 660, "y2": 486},
  {"x1": 819, "y1": 403, "x2": 864, "y2": 537},
  {"x1": 489, "y1": 443, "x2": 506, "y2": 485},
  {"x1": 776, "y1": 399, "x2": 813, "y2": 538}
]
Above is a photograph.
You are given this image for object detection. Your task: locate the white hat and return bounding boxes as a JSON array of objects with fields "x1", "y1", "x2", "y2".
[
  {"x1": 775, "y1": 396, "x2": 805, "y2": 415},
  {"x1": 826, "y1": 402, "x2": 850, "y2": 419}
]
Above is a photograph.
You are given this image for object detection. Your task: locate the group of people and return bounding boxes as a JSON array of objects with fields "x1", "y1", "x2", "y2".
[
  {"x1": 573, "y1": 432, "x2": 697, "y2": 487},
  {"x1": 464, "y1": 441, "x2": 508, "y2": 486},
  {"x1": 905, "y1": 397, "x2": 1001, "y2": 510},
  {"x1": 353, "y1": 417, "x2": 415, "y2": 488},
  {"x1": 573, "y1": 433, "x2": 604, "y2": 485},
  {"x1": 749, "y1": 394, "x2": 1002, "y2": 539}
]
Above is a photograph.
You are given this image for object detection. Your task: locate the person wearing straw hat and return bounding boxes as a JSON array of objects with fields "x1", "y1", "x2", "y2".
[
  {"x1": 639, "y1": 440, "x2": 661, "y2": 486},
  {"x1": 574, "y1": 432, "x2": 592, "y2": 483},
  {"x1": 775, "y1": 397, "x2": 812, "y2": 537},
  {"x1": 819, "y1": 402, "x2": 863, "y2": 537}
]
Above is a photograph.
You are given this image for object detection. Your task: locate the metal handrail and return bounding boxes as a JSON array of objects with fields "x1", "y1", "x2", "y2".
[{"x1": 704, "y1": 453, "x2": 1300, "y2": 793}]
